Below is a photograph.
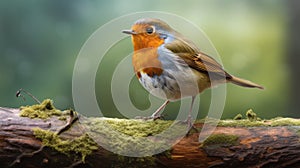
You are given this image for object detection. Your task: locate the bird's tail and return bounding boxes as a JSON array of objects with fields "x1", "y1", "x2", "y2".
[{"x1": 229, "y1": 76, "x2": 264, "y2": 90}]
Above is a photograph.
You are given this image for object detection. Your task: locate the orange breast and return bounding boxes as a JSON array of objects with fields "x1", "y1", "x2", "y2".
[
  {"x1": 131, "y1": 31, "x2": 165, "y2": 78},
  {"x1": 132, "y1": 47, "x2": 163, "y2": 78}
]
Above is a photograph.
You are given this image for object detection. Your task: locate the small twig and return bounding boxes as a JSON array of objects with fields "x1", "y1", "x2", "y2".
[
  {"x1": 59, "y1": 110, "x2": 82, "y2": 168},
  {"x1": 16, "y1": 88, "x2": 41, "y2": 104},
  {"x1": 9, "y1": 145, "x2": 45, "y2": 167},
  {"x1": 57, "y1": 109, "x2": 79, "y2": 135}
]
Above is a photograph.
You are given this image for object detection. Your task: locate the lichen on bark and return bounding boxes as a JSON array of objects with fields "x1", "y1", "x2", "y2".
[{"x1": 33, "y1": 128, "x2": 98, "y2": 162}]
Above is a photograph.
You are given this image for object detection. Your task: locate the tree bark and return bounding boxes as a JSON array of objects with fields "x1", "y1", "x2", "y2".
[{"x1": 1, "y1": 107, "x2": 300, "y2": 168}]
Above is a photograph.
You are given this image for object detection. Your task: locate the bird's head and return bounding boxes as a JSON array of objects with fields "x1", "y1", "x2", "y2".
[{"x1": 122, "y1": 18, "x2": 174, "y2": 51}]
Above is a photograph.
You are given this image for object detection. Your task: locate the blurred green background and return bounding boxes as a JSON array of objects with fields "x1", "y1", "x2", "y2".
[{"x1": 1, "y1": 0, "x2": 298, "y2": 119}]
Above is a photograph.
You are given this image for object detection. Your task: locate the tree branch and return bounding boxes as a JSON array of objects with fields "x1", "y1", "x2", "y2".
[{"x1": 1, "y1": 102, "x2": 300, "y2": 168}]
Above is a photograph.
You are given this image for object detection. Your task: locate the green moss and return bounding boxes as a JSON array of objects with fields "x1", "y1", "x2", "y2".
[
  {"x1": 105, "y1": 119, "x2": 173, "y2": 137},
  {"x1": 207, "y1": 109, "x2": 261, "y2": 127},
  {"x1": 233, "y1": 114, "x2": 243, "y2": 120},
  {"x1": 246, "y1": 109, "x2": 257, "y2": 121},
  {"x1": 194, "y1": 108, "x2": 300, "y2": 128},
  {"x1": 20, "y1": 99, "x2": 62, "y2": 119},
  {"x1": 217, "y1": 119, "x2": 266, "y2": 127},
  {"x1": 58, "y1": 116, "x2": 67, "y2": 121},
  {"x1": 202, "y1": 133, "x2": 239, "y2": 147},
  {"x1": 82, "y1": 118, "x2": 186, "y2": 167},
  {"x1": 212, "y1": 117, "x2": 300, "y2": 127},
  {"x1": 269, "y1": 117, "x2": 300, "y2": 126},
  {"x1": 33, "y1": 128, "x2": 98, "y2": 162}
]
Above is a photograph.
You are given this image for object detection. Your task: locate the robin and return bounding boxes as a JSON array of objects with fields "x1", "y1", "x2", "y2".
[{"x1": 122, "y1": 18, "x2": 263, "y2": 127}]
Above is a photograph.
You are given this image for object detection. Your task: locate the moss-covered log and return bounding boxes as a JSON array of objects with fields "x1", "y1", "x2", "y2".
[{"x1": 1, "y1": 100, "x2": 300, "y2": 168}]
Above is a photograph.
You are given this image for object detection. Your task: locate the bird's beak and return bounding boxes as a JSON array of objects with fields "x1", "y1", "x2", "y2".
[{"x1": 122, "y1": 29, "x2": 137, "y2": 35}]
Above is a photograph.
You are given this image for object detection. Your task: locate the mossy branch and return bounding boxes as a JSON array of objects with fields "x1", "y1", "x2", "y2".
[{"x1": 1, "y1": 100, "x2": 300, "y2": 168}]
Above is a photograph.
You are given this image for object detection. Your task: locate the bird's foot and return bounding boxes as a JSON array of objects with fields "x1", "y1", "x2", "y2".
[
  {"x1": 134, "y1": 114, "x2": 164, "y2": 120},
  {"x1": 180, "y1": 115, "x2": 198, "y2": 136}
]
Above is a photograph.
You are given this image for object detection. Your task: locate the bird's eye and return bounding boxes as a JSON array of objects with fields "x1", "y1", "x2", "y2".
[{"x1": 146, "y1": 26, "x2": 155, "y2": 34}]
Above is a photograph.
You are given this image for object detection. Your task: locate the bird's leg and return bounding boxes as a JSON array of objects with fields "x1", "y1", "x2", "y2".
[
  {"x1": 135, "y1": 100, "x2": 169, "y2": 120},
  {"x1": 183, "y1": 96, "x2": 198, "y2": 135},
  {"x1": 187, "y1": 96, "x2": 195, "y2": 129},
  {"x1": 150, "y1": 100, "x2": 170, "y2": 120}
]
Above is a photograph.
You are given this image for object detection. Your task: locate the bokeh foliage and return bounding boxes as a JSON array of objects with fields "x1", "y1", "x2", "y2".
[{"x1": 0, "y1": 0, "x2": 292, "y2": 119}]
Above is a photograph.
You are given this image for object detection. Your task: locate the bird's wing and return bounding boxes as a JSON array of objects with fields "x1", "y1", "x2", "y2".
[{"x1": 164, "y1": 38, "x2": 232, "y2": 79}]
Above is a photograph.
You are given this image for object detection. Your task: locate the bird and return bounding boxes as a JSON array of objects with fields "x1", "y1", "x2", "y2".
[{"x1": 122, "y1": 18, "x2": 263, "y2": 128}]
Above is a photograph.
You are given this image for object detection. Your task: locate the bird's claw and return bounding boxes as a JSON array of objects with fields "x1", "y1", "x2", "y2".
[
  {"x1": 134, "y1": 114, "x2": 164, "y2": 120},
  {"x1": 180, "y1": 115, "x2": 198, "y2": 136}
]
